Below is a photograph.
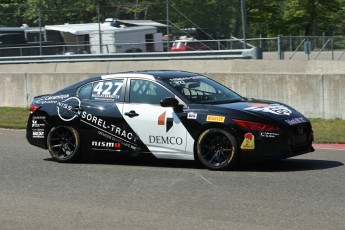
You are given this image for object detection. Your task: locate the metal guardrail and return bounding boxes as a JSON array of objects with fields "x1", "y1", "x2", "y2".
[{"x1": 0, "y1": 48, "x2": 262, "y2": 64}]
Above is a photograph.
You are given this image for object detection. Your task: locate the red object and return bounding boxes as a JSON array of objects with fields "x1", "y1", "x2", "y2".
[
  {"x1": 170, "y1": 40, "x2": 209, "y2": 52},
  {"x1": 29, "y1": 105, "x2": 41, "y2": 114},
  {"x1": 244, "y1": 133, "x2": 253, "y2": 140},
  {"x1": 232, "y1": 119, "x2": 280, "y2": 132}
]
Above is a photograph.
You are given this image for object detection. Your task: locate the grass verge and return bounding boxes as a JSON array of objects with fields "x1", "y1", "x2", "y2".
[
  {"x1": 0, "y1": 107, "x2": 344, "y2": 143},
  {"x1": 309, "y1": 118, "x2": 345, "y2": 144},
  {"x1": 0, "y1": 107, "x2": 29, "y2": 129}
]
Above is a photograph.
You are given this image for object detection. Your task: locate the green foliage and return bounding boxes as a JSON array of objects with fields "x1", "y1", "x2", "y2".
[{"x1": 1, "y1": 0, "x2": 345, "y2": 37}]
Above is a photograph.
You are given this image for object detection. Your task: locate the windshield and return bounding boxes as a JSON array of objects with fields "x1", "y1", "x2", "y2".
[
  {"x1": 164, "y1": 75, "x2": 243, "y2": 104},
  {"x1": 172, "y1": 41, "x2": 187, "y2": 47}
]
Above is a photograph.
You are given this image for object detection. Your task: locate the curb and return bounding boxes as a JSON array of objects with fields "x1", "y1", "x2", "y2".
[{"x1": 313, "y1": 144, "x2": 345, "y2": 150}]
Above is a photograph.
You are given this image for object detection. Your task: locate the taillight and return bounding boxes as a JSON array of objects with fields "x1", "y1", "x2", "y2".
[
  {"x1": 232, "y1": 119, "x2": 280, "y2": 132},
  {"x1": 29, "y1": 105, "x2": 41, "y2": 114}
]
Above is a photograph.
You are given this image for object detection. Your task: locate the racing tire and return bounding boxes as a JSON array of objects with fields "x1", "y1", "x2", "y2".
[
  {"x1": 47, "y1": 126, "x2": 82, "y2": 163},
  {"x1": 196, "y1": 128, "x2": 238, "y2": 170}
]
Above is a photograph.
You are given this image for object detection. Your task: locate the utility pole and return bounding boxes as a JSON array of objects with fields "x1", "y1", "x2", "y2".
[
  {"x1": 97, "y1": 0, "x2": 102, "y2": 54},
  {"x1": 38, "y1": 7, "x2": 42, "y2": 55},
  {"x1": 240, "y1": 0, "x2": 247, "y2": 49},
  {"x1": 166, "y1": 0, "x2": 170, "y2": 51}
]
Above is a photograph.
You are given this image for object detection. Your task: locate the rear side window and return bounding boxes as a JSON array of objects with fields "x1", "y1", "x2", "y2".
[
  {"x1": 129, "y1": 79, "x2": 173, "y2": 104},
  {"x1": 79, "y1": 79, "x2": 124, "y2": 102},
  {"x1": 79, "y1": 83, "x2": 92, "y2": 100}
]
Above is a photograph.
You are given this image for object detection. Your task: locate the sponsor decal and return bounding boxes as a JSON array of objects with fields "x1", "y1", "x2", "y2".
[
  {"x1": 92, "y1": 80, "x2": 123, "y2": 101},
  {"x1": 241, "y1": 133, "x2": 255, "y2": 150},
  {"x1": 206, "y1": 115, "x2": 225, "y2": 123},
  {"x1": 36, "y1": 94, "x2": 70, "y2": 105},
  {"x1": 260, "y1": 132, "x2": 279, "y2": 138},
  {"x1": 57, "y1": 97, "x2": 81, "y2": 122},
  {"x1": 244, "y1": 103, "x2": 292, "y2": 116},
  {"x1": 80, "y1": 111, "x2": 135, "y2": 147},
  {"x1": 149, "y1": 136, "x2": 183, "y2": 145},
  {"x1": 169, "y1": 76, "x2": 205, "y2": 85},
  {"x1": 285, "y1": 117, "x2": 307, "y2": 125},
  {"x1": 97, "y1": 131, "x2": 136, "y2": 150},
  {"x1": 44, "y1": 94, "x2": 69, "y2": 101},
  {"x1": 32, "y1": 116, "x2": 46, "y2": 120},
  {"x1": 32, "y1": 128, "x2": 44, "y2": 138},
  {"x1": 32, "y1": 120, "x2": 45, "y2": 128},
  {"x1": 187, "y1": 112, "x2": 197, "y2": 119},
  {"x1": 91, "y1": 141, "x2": 121, "y2": 149},
  {"x1": 158, "y1": 111, "x2": 174, "y2": 132}
]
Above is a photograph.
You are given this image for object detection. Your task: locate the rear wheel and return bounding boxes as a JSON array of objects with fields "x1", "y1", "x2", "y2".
[
  {"x1": 47, "y1": 126, "x2": 81, "y2": 163},
  {"x1": 196, "y1": 128, "x2": 238, "y2": 170}
]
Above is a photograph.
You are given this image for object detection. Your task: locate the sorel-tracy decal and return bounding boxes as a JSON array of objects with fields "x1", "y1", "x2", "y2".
[
  {"x1": 187, "y1": 112, "x2": 197, "y2": 119},
  {"x1": 244, "y1": 103, "x2": 292, "y2": 116},
  {"x1": 285, "y1": 117, "x2": 307, "y2": 125},
  {"x1": 80, "y1": 111, "x2": 136, "y2": 147},
  {"x1": 241, "y1": 133, "x2": 255, "y2": 150},
  {"x1": 206, "y1": 115, "x2": 225, "y2": 123},
  {"x1": 57, "y1": 97, "x2": 81, "y2": 121}
]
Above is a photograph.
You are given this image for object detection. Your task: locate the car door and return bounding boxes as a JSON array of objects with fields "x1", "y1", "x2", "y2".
[
  {"x1": 121, "y1": 78, "x2": 195, "y2": 160},
  {"x1": 76, "y1": 78, "x2": 138, "y2": 152}
]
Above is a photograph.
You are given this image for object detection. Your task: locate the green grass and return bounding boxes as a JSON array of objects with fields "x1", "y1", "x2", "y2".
[
  {"x1": 309, "y1": 118, "x2": 345, "y2": 144},
  {"x1": 0, "y1": 107, "x2": 29, "y2": 129},
  {"x1": 0, "y1": 107, "x2": 344, "y2": 143}
]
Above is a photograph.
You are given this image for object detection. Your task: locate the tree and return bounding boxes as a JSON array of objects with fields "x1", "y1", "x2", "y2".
[
  {"x1": 1, "y1": 0, "x2": 345, "y2": 37},
  {"x1": 246, "y1": 0, "x2": 285, "y2": 37},
  {"x1": 283, "y1": 0, "x2": 344, "y2": 36}
]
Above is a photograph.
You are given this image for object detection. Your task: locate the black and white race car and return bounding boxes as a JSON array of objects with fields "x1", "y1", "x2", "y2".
[{"x1": 26, "y1": 70, "x2": 314, "y2": 170}]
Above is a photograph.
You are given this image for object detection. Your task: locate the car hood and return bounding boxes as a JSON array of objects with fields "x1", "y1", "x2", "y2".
[{"x1": 204, "y1": 99, "x2": 307, "y2": 123}]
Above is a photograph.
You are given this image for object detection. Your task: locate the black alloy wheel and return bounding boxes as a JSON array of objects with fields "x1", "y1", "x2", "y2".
[
  {"x1": 47, "y1": 126, "x2": 81, "y2": 163},
  {"x1": 196, "y1": 128, "x2": 238, "y2": 170}
]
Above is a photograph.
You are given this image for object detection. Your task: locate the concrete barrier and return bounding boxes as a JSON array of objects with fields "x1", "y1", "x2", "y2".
[{"x1": 0, "y1": 60, "x2": 344, "y2": 119}]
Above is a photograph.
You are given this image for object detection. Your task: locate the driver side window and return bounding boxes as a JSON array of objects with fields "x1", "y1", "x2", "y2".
[{"x1": 129, "y1": 79, "x2": 173, "y2": 104}]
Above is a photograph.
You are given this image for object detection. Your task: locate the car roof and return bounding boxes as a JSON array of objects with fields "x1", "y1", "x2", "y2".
[
  {"x1": 101, "y1": 70, "x2": 198, "y2": 80},
  {"x1": 55, "y1": 70, "x2": 200, "y2": 94}
]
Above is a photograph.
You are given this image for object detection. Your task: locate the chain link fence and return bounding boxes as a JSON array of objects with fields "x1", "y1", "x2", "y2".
[
  {"x1": 1, "y1": 34, "x2": 345, "y2": 60},
  {"x1": 246, "y1": 35, "x2": 345, "y2": 60}
]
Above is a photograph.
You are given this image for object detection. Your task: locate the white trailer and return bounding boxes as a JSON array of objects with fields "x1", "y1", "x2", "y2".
[{"x1": 89, "y1": 26, "x2": 163, "y2": 54}]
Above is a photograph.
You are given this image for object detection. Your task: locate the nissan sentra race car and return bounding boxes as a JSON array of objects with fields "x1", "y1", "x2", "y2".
[{"x1": 26, "y1": 70, "x2": 314, "y2": 170}]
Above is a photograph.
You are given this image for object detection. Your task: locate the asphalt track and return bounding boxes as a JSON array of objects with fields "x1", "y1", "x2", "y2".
[{"x1": 1, "y1": 128, "x2": 345, "y2": 230}]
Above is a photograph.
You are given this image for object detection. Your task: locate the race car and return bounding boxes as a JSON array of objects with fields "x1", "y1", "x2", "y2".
[{"x1": 26, "y1": 70, "x2": 314, "y2": 170}]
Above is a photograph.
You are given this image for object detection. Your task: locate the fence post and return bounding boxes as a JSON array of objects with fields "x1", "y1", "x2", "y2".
[
  {"x1": 277, "y1": 35, "x2": 284, "y2": 59},
  {"x1": 331, "y1": 37, "x2": 334, "y2": 61}
]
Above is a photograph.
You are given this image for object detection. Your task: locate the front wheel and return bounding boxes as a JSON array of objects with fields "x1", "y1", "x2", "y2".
[
  {"x1": 196, "y1": 128, "x2": 238, "y2": 170},
  {"x1": 47, "y1": 126, "x2": 82, "y2": 163}
]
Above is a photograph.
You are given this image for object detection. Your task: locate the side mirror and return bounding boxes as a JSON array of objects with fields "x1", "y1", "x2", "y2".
[{"x1": 160, "y1": 97, "x2": 179, "y2": 108}]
